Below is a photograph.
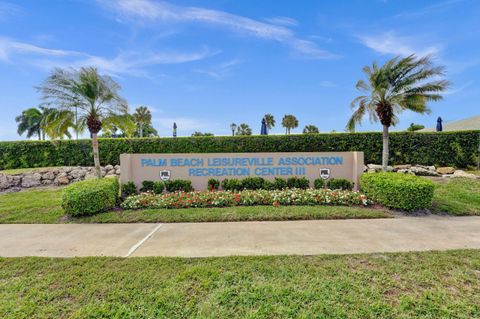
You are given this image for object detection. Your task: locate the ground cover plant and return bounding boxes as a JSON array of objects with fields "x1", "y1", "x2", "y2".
[
  {"x1": 121, "y1": 188, "x2": 370, "y2": 210},
  {"x1": 0, "y1": 250, "x2": 479, "y2": 318}
]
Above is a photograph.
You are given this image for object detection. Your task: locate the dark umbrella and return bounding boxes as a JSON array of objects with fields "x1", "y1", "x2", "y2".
[
  {"x1": 173, "y1": 122, "x2": 177, "y2": 137},
  {"x1": 260, "y1": 118, "x2": 267, "y2": 135},
  {"x1": 436, "y1": 117, "x2": 443, "y2": 132}
]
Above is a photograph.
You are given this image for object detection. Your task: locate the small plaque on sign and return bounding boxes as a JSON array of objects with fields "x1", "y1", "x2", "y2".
[
  {"x1": 159, "y1": 170, "x2": 171, "y2": 181},
  {"x1": 320, "y1": 168, "x2": 330, "y2": 180}
]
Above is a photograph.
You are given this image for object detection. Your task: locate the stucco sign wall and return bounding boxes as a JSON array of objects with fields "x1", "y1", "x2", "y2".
[{"x1": 120, "y1": 152, "x2": 364, "y2": 191}]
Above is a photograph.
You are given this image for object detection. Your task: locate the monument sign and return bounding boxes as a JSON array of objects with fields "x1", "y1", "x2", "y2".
[{"x1": 120, "y1": 152, "x2": 364, "y2": 191}]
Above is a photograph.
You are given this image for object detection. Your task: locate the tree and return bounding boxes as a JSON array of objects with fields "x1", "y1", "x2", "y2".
[
  {"x1": 15, "y1": 108, "x2": 43, "y2": 140},
  {"x1": 347, "y1": 55, "x2": 449, "y2": 170},
  {"x1": 38, "y1": 67, "x2": 127, "y2": 178},
  {"x1": 264, "y1": 113, "x2": 275, "y2": 132},
  {"x1": 43, "y1": 109, "x2": 85, "y2": 140},
  {"x1": 281, "y1": 114, "x2": 298, "y2": 134},
  {"x1": 136, "y1": 123, "x2": 158, "y2": 137},
  {"x1": 230, "y1": 123, "x2": 237, "y2": 136},
  {"x1": 303, "y1": 125, "x2": 319, "y2": 134},
  {"x1": 103, "y1": 113, "x2": 136, "y2": 138},
  {"x1": 133, "y1": 106, "x2": 152, "y2": 138},
  {"x1": 406, "y1": 123, "x2": 425, "y2": 132},
  {"x1": 191, "y1": 131, "x2": 214, "y2": 137},
  {"x1": 236, "y1": 123, "x2": 252, "y2": 136}
]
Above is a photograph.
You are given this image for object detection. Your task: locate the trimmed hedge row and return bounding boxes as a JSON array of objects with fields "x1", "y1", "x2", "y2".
[
  {"x1": 360, "y1": 172, "x2": 435, "y2": 212},
  {"x1": 62, "y1": 177, "x2": 119, "y2": 216},
  {"x1": 1, "y1": 131, "x2": 479, "y2": 169}
]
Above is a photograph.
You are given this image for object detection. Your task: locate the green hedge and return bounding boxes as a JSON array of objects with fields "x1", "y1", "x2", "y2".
[
  {"x1": 360, "y1": 173, "x2": 435, "y2": 212},
  {"x1": 1, "y1": 131, "x2": 478, "y2": 169},
  {"x1": 62, "y1": 177, "x2": 119, "y2": 216}
]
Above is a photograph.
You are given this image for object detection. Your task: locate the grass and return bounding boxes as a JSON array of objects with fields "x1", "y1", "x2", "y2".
[
  {"x1": 0, "y1": 187, "x2": 389, "y2": 224},
  {"x1": 1, "y1": 250, "x2": 479, "y2": 318},
  {"x1": 431, "y1": 178, "x2": 480, "y2": 215}
]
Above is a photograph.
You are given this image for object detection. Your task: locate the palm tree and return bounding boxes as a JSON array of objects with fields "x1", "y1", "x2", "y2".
[
  {"x1": 103, "y1": 113, "x2": 136, "y2": 138},
  {"x1": 38, "y1": 67, "x2": 127, "y2": 178},
  {"x1": 15, "y1": 108, "x2": 43, "y2": 140},
  {"x1": 303, "y1": 125, "x2": 319, "y2": 134},
  {"x1": 281, "y1": 114, "x2": 298, "y2": 134},
  {"x1": 133, "y1": 106, "x2": 152, "y2": 138},
  {"x1": 264, "y1": 113, "x2": 275, "y2": 133},
  {"x1": 406, "y1": 123, "x2": 425, "y2": 132},
  {"x1": 230, "y1": 123, "x2": 237, "y2": 136},
  {"x1": 236, "y1": 123, "x2": 252, "y2": 136},
  {"x1": 43, "y1": 109, "x2": 84, "y2": 140},
  {"x1": 347, "y1": 55, "x2": 449, "y2": 170}
]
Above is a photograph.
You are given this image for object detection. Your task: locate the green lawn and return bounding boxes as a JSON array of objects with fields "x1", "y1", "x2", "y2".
[
  {"x1": 432, "y1": 178, "x2": 480, "y2": 215},
  {"x1": 0, "y1": 187, "x2": 390, "y2": 223},
  {"x1": 1, "y1": 250, "x2": 479, "y2": 318}
]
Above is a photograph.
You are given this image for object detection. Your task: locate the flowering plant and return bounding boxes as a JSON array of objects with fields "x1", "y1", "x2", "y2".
[{"x1": 121, "y1": 188, "x2": 371, "y2": 210}]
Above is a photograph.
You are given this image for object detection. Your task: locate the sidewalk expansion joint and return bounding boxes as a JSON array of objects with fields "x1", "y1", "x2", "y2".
[{"x1": 125, "y1": 224, "x2": 163, "y2": 257}]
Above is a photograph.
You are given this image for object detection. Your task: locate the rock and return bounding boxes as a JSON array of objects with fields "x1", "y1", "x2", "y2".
[
  {"x1": 397, "y1": 169, "x2": 413, "y2": 174},
  {"x1": 85, "y1": 173, "x2": 97, "y2": 180},
  {"x1": 21, "y1": 173, "x2": 42, "y2": 188},
  {"x1": 393, "y1": 164, "x2": 411, "y2": 171},
  {"x1": 436, "y1": 167, "x2": 455, "y2": 175},
  {"x1": 42, "y1": 171, "x2": 55, "y2": 180},
  {"x1": 367, "y1": 164, "x2": 382, "y2": 171},
  {"x1": 7, "y1": 175, "x2": 21, "y2": 187},
  {"x1": 409, "y1": 166, "x2": 438, "y2": 176},
  {"x1": 105, "y1": 165, "x2": 114, "y2": 171},
  {"x1": 114, "y1": 165, "x2": 120, "y2": 170},
  {"x1": 42, "y1": 179, "x2": 53, "y2": 185},
  {"x1": 0, "y1": 174, "x2": 10, "y2": 190},
  {"x1": 69, "y1": 169, "x2": 86, "y2": 179},
  {"x1": 106, "y1": 169, "x2": 116, "y2": 176},
  {"x1": 55, "y1": 173, "x2": 70, "y2": 185},
  {"x1": 452, "y1": 170, "x2": 479, "y2": 179},
  {"x1": 115, "y1": 168, "x2": 121, "y2": 175}
]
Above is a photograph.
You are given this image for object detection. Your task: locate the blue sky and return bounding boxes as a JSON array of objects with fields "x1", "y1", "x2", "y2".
[{"x1": 0, "y1": 0, "x2": 479, "y2": 140}]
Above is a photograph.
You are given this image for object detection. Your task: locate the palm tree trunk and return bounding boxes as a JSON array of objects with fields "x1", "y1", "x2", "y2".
[
  {"x1": 92, "y1": 133, "x2": 102, "y2": 178},
  {"x1": 382, "y1": 125, "x2": 389, "y2": 171},
  {"x1": 139, "y1": 123, "x2": 144, "y2": 138}
]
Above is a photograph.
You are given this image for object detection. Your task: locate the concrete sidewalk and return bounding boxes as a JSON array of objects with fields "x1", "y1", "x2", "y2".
[{"x1": 1, "y1": 216, "x2": 480, "y2": 257}]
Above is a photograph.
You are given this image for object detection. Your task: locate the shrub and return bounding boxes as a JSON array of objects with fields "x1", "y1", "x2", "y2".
[
  {"x1": 140, "y1": 180, "x2": 155, "y2": 192},
  {"x1": 207, "y1": 178, "x2": 220, "y2": 191},
  {"x1": 295, "y1": 177, "x2": 310, "y2": 189},
  {"x1": 222, "y1": 178, "x2": 242, "y2": 191},
  {"x1": 273, "y1": 177, "x2": 287, "y2": 189},
  {"x1": 62, "y1": 177, "x2": 119, "y2": 216},
  {"x1": 164, "y1": 179, "x2": 194, "y2": 192},
  {"x1": 286, "y1": 177, "x2": 297, "y2": 188},
  {"x1": 1, "y1": 131, "x2": 478, "y2": 170},
  {"x1": 360, "y1": 172, "x2": 435, "y2": 212},
  {"x1": 314, "y1": 178, "x2": 325, "y2": 189},
  {"x1": 122, "y1": 181, "x2": 137, "y2": 197},
  {"x1": 262, "y1": 180, "x2": 275, "y2": 190},
  {"x1": 153, "y1": 181, "x2": 165, "y2": 194},
  {"x1": 241, "y1": 177, "x2": 266, "y2": 190},
  {"x1": 327, "y1": 178, "x2": 354, "y2": 191}
]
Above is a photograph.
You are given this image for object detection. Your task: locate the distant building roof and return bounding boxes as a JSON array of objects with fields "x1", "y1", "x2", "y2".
[{"x1": 420, "y1": 115, "x2": 480, "y2": 132}]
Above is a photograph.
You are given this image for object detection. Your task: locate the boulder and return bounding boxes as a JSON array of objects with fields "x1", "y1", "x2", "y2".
[
  {"x1": 409, "y1": 166, "x2": 438, "y2": 176},
  {"x1": 114, "y1": 165, "x2": 120, "y2": 170},
  {"x1": 452, "y1": 170, "x2": 479, "y2": 179},
  {"x1": 105, "y1": 165, "x2": 114, "y2": 171},
  {"x1": 85, "y1": 173, "x2": 97, "y2": 180},
  {"x1": 393, "y1": 164, "x2": 411, "y2": 171},
  {"x1": 106, "y1": 169, "x2": 116, "y2": 176},
  {"x1": 115, "y1": 168, "x2": 121, "y2": 175},
  {"x1": 366, "y1": 164, "x2": 383, "y2": 172},
  {"x1": 436, "y1": 167, "x2": 455, "y2": 175},
  {"x1": 7, "y1": 175, "x2": 22, "y2": 187},
  {"x1": 42, "y1": 171, "x2": 56, "y2": 180},
  {"x1": 42, "y1": 179, "x2": 53, "y2": 185},
  {"x1": 69, "y1": 169, "x2": 86, "y2": 179},
  {"x1": 0, "y1": 174, "x2": 10, "y2": 190},
  {"x1": 21, "y1": 173, "x2": 42, "y2": 188},
  {"x1": 54, "y1": 173, "x2": 70, "y2": 185}
]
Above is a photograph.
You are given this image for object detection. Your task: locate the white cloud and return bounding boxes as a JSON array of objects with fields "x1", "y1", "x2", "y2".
[
  {"x1": 194, "y1": 59, "x2": 241, "y2": 79},
  {"x1": 98, "y1": 0, "x2": 335, "y2": 59},
  {"x1": 358, "y1": 32, "x2": 440, "y2": 57},
  {"x1": 0, "y1": 36, "x2": 215, "y2": 76},
  {"x1": 264, "y1": 16, "x2": 298, "y2": 27}
]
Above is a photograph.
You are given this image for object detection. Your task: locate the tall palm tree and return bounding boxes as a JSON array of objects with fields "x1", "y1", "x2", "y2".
[
  {"x1": 303, "y1": 125, "x2": 319, "y2": 134},
  {"x1": 103, "y1": 113, "x2": 137, "y2": 138},
  {"x1": 236, "y1": 123, "x2": 252, "y2": 136},
  {"x1": 133, "y1": 106, "x2": 152, "y2": 138},
  {"x1": 16, "y1": 108, "x2": 43, "y2": 140},
  {"x1": 43, "y1": 109, "x2": 85, "y2": 140},
  {"x1": 230, "y1": 123, "x2": 237, "y2": 136},
  {"x1": 264, "y1": 113, "x2": 275, "y2": 133},
  {"x1": 347, "y1": 55, "x2": 449, "y2": 170},
  {"x1": 281, "y1": 114, "x2": 298, "y2": 135},
  {"x1": 38, "y1": 67, "x2": 127, "y2": 178}
]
